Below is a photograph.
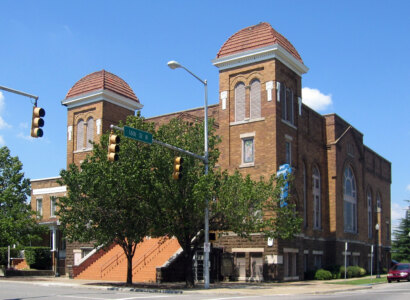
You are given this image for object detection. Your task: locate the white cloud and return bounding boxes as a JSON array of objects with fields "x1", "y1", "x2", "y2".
[
  {"x1": 0, "y1": 135, "x2": 4, "y2": 146},
  {"x1": 0, "y1": 91, "x2": 11, "y2": 129},
  {"x1": 19, "y1": 122, "x2": 29, "y2": 129},
  {"x1": 406, "y1": 184, "x2": 410, "y2": 192},
  {"x1": 302, "y1": 87, "x2": 333, "y2": 111},
  {"x1": 17, "y1": 132, "x2": 34, "y2": 141}
]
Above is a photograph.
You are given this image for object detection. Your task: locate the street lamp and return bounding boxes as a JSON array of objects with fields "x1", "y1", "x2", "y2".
[
  {"x1": 375, "y1": 223, "x2": 380, "y2": 278},
  {"x1": 167, "y1": 60, "x2": 210, "y2": 289}
]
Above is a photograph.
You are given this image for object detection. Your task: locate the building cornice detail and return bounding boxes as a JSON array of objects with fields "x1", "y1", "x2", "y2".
[
  {"x1": 212, "y1": 44, "x2": 309, "y2": 76},
  {"x1": 33, "y1": 186, "x2": 67, "y2": 195},
  {"x1": 61, "y1": 89, "x2": 143, "y2": 111}
]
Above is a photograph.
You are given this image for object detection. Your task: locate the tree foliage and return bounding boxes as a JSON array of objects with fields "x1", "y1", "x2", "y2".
[
  {"x1": 392, "y1": 201, "x2": 410, "y2": 262},
  {"x1": 0, "y1": 146, "x2": 44, "y2": 247},
  {"x1": 58, "y1": 114, "x2": 302, "y2": 286}
]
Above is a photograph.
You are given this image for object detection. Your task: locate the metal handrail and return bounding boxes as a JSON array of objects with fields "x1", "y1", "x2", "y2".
[
  {"x1": 100, "y1": 251, "x2": 125, "y2": 277},
  {"x1": 132, "y1": 238, "x2": 170, "y2": 274},
  {"x1": 100, "y1": 238, "x2": 147, "y2": 277}
]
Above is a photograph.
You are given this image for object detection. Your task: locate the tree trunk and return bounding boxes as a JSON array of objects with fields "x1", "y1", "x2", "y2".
[
  {"x1": 126, "y1": 253, "x2": 133, "y2": 285},
  {"x1": 183, "y1": 246, "x2": 195, "y2": 287}
]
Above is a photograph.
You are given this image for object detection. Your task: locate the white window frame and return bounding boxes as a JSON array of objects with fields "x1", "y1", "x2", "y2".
[
  {"x1": 50, "y1": 196, "x2": 57, "y2": 217},
  {"x1": 240, "y1": 132, "x2": 255, "y2": 168},
  {"x1": 280, "y1": 83, "x2": 294, "y2": 125},
  {"x1": 235, "y1": 82, "x2": 246, "y2": 122},
  {"x1": 76, "y1": 119, "x2": 84, "y2": 151},
  {"x1": 250, "y1": 79, "x2": 261, "y2": 120},
  {"x1": 343, "y1": 166, "x2": 357, "y2": 233},
  {"x1": 86, "y1": 117, "x2": 94, "y2": 150},
  {"x1": 36, "y1": 198, "x2": 43, "y2": 217},
  {"x1": 313, "y1": 166, "x2": 321, "y2": 230},
  {"x1": 285, "y1": 141, "x2": 291, "y2": 165}
]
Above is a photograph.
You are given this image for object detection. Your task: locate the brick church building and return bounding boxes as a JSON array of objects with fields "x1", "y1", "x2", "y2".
[{"x1": 30, "y1": 22, "x2": 391, "y2": 282}]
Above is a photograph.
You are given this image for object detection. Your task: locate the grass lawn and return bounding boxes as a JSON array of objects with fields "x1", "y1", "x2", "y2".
[{"x1": 327, "y1": 276, "x2": 387, "y2": 285}]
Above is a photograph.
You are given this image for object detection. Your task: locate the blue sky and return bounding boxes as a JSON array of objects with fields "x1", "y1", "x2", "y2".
[{"x1": 1, "y1": 0, "x2": 409, "y2": 229}]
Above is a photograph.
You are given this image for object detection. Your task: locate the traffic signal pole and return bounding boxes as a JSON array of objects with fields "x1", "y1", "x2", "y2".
[
  {"x1": 0, "y1": 85, "x2": 39, "y2": 105},
  {"x1": 0, "y1": 85, "x2": 45, "y2": 138}
]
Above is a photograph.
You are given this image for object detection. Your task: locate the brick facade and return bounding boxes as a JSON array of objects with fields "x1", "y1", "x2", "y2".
[{"x1": 30, "y1": 22, "x2": 391, "y2": 281}]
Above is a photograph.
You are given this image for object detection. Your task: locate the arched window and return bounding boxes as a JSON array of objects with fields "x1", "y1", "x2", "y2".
[
  {"x1": 86, "y1": 117, "x2": 94, "y2": 149},
  {"x1": 367, "y1": 190, "x2": 372, "y2": 238},
  {"x1": 280, "y1": 83, "x2": 294, "y2": 124},
  {"x1": 312, "y1": 166, "x2": 321, "y2": 229},
  {"x1": 76, "y1": 119, "x2": 84, "y2": 150},
  {"x1": 343, "y1": 166, "x2": 357, "y2": 232},
  {"x1": 235, "y1": 82, "x2": 245, "y2": 122},
  {"x1": 250, "y1": 79, "x2": 261, "y2": 119},
  {"x1": 303, "y1": 162, "x2": 307, "y2": 228}
]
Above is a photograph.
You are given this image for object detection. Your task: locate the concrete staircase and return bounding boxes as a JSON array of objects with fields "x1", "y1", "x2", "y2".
[{"x1": 73, "y1": 237, "x2": 181, "y2": 282}]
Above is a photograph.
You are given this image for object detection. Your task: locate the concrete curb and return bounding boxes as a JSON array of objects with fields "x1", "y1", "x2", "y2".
[{"x1": 0, "y1": 277, "x2": 386, "y2": 296}]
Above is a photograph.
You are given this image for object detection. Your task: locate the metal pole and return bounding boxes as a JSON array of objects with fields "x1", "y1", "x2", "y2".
[
  {"x1": 0, "y1": 85, "x2": 39, "y2": 105},
  {"x1": 344, "y1": 242, "x2": 347, "y2": 280},
  {"x1": 167, "y1": 61, "x2": 210, "y2": 288},
  {"x1": 203, "y1": 80, "x2": 210, "y2": 289},
  {"x1": 370, "y1": 245, "x2": 373, "y2": 284},
  {"x1": 376, "y1": 225, "x2": 380, "y2": 278}
]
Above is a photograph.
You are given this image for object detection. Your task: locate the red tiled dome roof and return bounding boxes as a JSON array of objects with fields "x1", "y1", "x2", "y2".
[
  {"x1": 65, "y1": 70, "x2": 139, "y2": 102},
  {"x1": 216, "y1": 22, "x2": 303, "y2": 63}
]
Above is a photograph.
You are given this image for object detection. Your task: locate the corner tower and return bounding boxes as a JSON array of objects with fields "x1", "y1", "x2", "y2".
[
  {"x1": 62, "y1": 70, "x2": 142, "y2": 167},
  {"x1": 212, "y1": 22, "x2": 308, "y2": 178}
]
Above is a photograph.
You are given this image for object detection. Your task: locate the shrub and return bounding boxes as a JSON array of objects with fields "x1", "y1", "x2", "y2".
[
  {"x1": 304, "y1": 269, "x2": 316, "y2": 280},
  {"x1": 340, "y1": 266, "x2": 365, "y2": 278},
  {"x1": 24, "y1": 247, "x2": 51, "y2": 270},
  {"x1": 325, "y1": 265, "x2": 341, "y2": 279},
  {"x1": 359, "y1": 267, "x2": 366, "y2": 276},
  {"x1": 314, "y1": 269, "x2": 332, "y2": 280},
  {"x1": 349, "y1": 266, "x2": 361, "y2": 277},
  {"x1": 0, "y1": 247, "x2": 21, "y2": 266}
]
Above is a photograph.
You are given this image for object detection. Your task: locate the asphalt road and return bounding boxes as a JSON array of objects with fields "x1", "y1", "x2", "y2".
[{"x1": 0, "y1": 281, "x2": 409, "y2": 300}]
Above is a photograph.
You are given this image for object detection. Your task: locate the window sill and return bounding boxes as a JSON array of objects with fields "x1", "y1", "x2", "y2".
[
  {"x1": 230, "y1": 117, "x2": 265, "y2": 126},
  {"x1": 344, "y1": 230, "x2": 358, "y2": 234},
  {"x1": 281, "y1": 119, "x2": 297, "y2": 130},
  {"x1": 73, "y1": 148, "x2": 93, "y2": 154},
  {"x1": 239, "y1": 162, "x2": 255, "y2": 168}
]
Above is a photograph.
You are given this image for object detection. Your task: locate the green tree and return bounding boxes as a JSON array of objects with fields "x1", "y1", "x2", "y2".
[
  {"x1": 58, "y1": 115, "x2": 155, "y2": 284},
  {"x1": 141, "y1": 117, "x2": 302, "y2": 286},
  {"x1": 0, "y1": 146, "x2": 44, "y2": 246},
  {"x1": 58, "y1": 114, "x2": 302, "y2": 286},
  {"x1": 392, "y1": 201, "x2": 410, "y2": 262}
]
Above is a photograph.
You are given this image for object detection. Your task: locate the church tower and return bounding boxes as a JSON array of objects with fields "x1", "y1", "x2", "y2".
[
  {"x1": 61, "y1": 70, "x2": 142, "y2": 167},
  {"x1": 212, "y1": 22, "x2": 308, "y2": 179}
]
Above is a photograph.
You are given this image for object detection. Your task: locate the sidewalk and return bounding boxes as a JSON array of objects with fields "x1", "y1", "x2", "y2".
[{"x1": 0, "y1": 275, "x2": 381, "y2": 296}]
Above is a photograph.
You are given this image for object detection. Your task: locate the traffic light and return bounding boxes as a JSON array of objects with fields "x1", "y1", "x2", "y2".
[
  {"x1": 172, "y1": 156, "x2": 183, "y2": 180},
  {"x1": 107, "y1": 132, "x2": 120, "y2": 162},
  {"x1": 31, "y1": 106, "x2": 45, "y2": 138}
]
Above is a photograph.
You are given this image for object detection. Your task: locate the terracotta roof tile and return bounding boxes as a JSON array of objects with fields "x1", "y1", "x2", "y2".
[
  {"x1": 65, "y1": 70, "x2": 139, "y2": 102},
  {"x1": 216, "y1": 22, "x2": 303, "y2": 63}
]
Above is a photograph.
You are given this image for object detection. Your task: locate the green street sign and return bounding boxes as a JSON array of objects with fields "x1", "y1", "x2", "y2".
[{"x1": 123, "y1": 126, "x2": 153, "y2": 144}]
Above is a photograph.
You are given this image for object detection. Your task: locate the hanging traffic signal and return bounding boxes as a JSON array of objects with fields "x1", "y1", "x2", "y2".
[
  {"x1": 107, "y1": 132, "x2": 120, "y2": 162},
  {"x1": 172, "y1": 156, "x2": 183, "y2": 180},
  {"x1": 31, "y1": 106, "x2": 45, "y2": 138}
]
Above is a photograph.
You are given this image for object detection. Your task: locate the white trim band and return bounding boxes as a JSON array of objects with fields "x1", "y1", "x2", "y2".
[
  {"x1": 212, "y1": 44, "x2": 309, "y2": 76},
  {"x1": 33, "y1": 186, "x2": 67, "y2": 195}
]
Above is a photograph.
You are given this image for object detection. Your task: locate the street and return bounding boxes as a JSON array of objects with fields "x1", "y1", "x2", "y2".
[{"x1": 0, "y1": 281, "x2": 409, "y2": 300}]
